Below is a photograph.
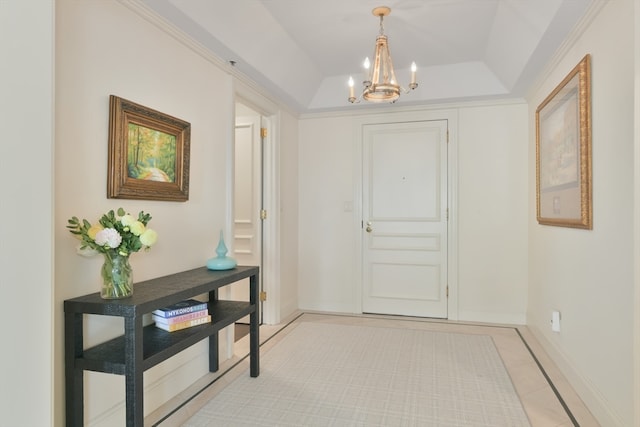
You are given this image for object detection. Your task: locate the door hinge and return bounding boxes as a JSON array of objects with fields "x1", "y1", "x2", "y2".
[
  {"x1": 446, "y1": 129, "x2": 449, "y2": 143},
  {"x1": 446, "y1": 285, "x2": 449, "y2": 298},
  {"x1": 260, "y1": 127, "x2": 267, "y2": 138},
  {"x1": 446, "y1": 208, "x2": 449, "y2": 220},
  {"x1": 260, "y1": 209, "x2": 267, "y2": 220},
  {"x1": 259, "y1": 291, "x2": 267, "y2": 302}
]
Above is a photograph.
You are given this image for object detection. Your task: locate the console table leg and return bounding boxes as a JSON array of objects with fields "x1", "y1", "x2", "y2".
[
  {"x1": 249, "y1": 310, "x2": 259, "y2": 377},
  {"x1": 65, "y1": 312, "x2": 84, "y2": 426},
  {"x1": 249, "y1": 273, "x2": 260, "y2": 377},
  {"x1": 209, "y1": 332, "x2": 219, "y2": 372},
  {"x1": 124, "y1": 317, "x2": 144, "y2": 427},
  {"x1": 208, "y1": 290, "x2": 219, "y2": 372}
]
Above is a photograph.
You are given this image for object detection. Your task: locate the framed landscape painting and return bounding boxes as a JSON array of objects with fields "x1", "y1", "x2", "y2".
[
  {"x1": 536, "y1": 54, "x2": 592, "y2": 229},
  {"x1": 107, "y1": 95, "x2": 190, "y2": 202}
]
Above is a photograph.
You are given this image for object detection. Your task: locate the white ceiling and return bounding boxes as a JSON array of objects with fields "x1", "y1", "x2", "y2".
[{"x1": 140, "y1": 0, "x2": 598, "y2": 113}]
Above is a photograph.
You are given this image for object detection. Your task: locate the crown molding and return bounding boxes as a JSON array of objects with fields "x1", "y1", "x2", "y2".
[
  {"x1": 116, "y1": 0, "x2": 296, "y2": 117},
  {"x1": 526, "y1": 0, "x2": 607, "y2": 102}
]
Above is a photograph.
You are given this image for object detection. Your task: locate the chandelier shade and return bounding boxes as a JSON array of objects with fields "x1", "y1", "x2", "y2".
[{"x1": 348, "y1": 6, "x2": 417, "y2": 104}]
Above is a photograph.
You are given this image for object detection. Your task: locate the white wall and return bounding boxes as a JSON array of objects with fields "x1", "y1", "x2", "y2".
[
  {"x1": 458, "y1": 103, "x2": 529, "y2": 323},
  {"x1": 298, "y1": 103, "x2": 529, "y2": 324},
  {"x1": 55, "y1": 2, "x2": 229, "y2": 425},
  {"x1": 635, "y1": 0, "x2": 640, "y2": 424},
  {"x1": 54, "y1": 0, "x2": 298, "y2": 425},
  {"x1": 0, "y1": 2, "x2": 54, "y2": 426},
  {"x1": 298, "y1": 114, "x2": 358, "y2": 313},
  {"x1": 527, "y1": 0, "x2": 635, "y2": 425}
]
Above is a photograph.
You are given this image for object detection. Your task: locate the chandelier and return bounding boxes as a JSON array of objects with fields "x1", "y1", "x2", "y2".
[{"x1": 348, "y1": 6, "x2": 417, "y2": 104}]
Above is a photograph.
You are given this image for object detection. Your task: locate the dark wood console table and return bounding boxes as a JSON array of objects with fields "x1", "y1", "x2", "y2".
[{"x1": 64, "y1": 265, "x2": 259, "y2": 426}]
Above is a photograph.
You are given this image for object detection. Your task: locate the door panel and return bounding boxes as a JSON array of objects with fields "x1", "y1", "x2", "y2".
[
  {"x1": 230, "y1": 114, "x2": 262, "y2": 322},
  {"x1": 234, "y1": 117, "x2": 261, "y2": 267},
  {"x1": 362, "y1": 120, "x2": 448, "y2": 318}
]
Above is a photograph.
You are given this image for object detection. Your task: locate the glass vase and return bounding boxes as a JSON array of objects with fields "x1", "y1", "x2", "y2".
[{"x1": 101, "y1": 253, "x2": 133, "y2": 299}]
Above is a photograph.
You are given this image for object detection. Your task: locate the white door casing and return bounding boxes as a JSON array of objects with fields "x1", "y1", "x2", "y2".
[{"x1": 362, "y1": 119, "x2": 449, "y2": 318}]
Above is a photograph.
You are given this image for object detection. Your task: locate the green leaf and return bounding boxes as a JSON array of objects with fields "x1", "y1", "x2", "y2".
[{"x1": 138, "y1": 211, "x2": 152, "y2": 225}]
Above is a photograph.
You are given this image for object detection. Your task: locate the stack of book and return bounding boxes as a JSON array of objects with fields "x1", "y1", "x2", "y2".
[{"x1": 153, "y1": 299, "x2": 210, "y2": 332}]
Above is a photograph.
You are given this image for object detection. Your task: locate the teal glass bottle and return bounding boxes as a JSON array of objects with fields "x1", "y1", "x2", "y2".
[{"x1": 206, "y1": 230, "x2": 237, "y2": 270}]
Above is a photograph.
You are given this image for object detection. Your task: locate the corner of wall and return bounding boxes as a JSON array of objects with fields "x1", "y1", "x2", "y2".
[{"x1": 527, "y1": 320, "x2": 627, "y2": 427}]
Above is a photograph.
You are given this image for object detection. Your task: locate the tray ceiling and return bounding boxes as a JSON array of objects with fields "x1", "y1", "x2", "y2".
[{"x1": 140, "y1": 0, "x2": 600, "y2": 113}]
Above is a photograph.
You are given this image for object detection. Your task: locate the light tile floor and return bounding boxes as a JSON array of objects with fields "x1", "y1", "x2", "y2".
[{"x1": 146, "y1": 311, "x2": 600, "y2": 427}]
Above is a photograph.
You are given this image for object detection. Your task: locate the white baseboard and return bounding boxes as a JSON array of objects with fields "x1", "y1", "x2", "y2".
[{"x1": 456, "y1": 310, "x2": 526, "y2": 325}]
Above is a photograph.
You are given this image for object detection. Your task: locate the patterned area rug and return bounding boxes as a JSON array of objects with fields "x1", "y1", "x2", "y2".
[{"x1": 184, "y1": 322, "x2": 531, "y2": 426}]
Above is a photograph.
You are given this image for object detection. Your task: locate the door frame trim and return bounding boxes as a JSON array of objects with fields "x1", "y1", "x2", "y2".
[
  {"x1": 232, "y1": 80, "x2": 282, "y2": 326},
  {"x1": 352, "y1": 108, "x2": 459, "y2": 320}
]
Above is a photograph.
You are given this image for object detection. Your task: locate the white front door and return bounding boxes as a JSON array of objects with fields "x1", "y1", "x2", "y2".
[{"x1": 362, "y1": 120, "x2": 448, "y2": 318}]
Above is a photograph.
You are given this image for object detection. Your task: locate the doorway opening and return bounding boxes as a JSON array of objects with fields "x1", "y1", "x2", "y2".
[{"x1": 231, "y1": 101, "x2": 265, "y2": 341}]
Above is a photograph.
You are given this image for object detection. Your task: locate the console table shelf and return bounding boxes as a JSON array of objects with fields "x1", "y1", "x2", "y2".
[{"x1": 64, "y1": 265, "x2": 259, "y2": 427}]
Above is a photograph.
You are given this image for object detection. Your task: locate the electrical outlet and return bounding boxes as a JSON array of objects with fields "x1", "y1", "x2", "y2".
[{"x1": 551, "y1": 310, "x2": 561, "y2": 332}]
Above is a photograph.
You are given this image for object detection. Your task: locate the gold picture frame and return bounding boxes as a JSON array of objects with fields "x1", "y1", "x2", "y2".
[
  {"x1": 107, "y1": 95, "x2": 190, "y2": 202},
  {"x1": 536, "y1": 54, "x2": 592, "y2": 229}
]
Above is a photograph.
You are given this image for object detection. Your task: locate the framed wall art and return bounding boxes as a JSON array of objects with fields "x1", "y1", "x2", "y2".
[
  {"x1": 536, "y1": 54, "x2": 592, "y2": 229},
  {"x1": 107, "y1": 95, "x2": 190, "y2": 202}
]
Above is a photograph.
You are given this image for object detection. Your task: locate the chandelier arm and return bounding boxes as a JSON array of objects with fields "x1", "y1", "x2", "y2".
[{"x1": 399, "y1": 83, "x2": 418, "y2": 94}]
